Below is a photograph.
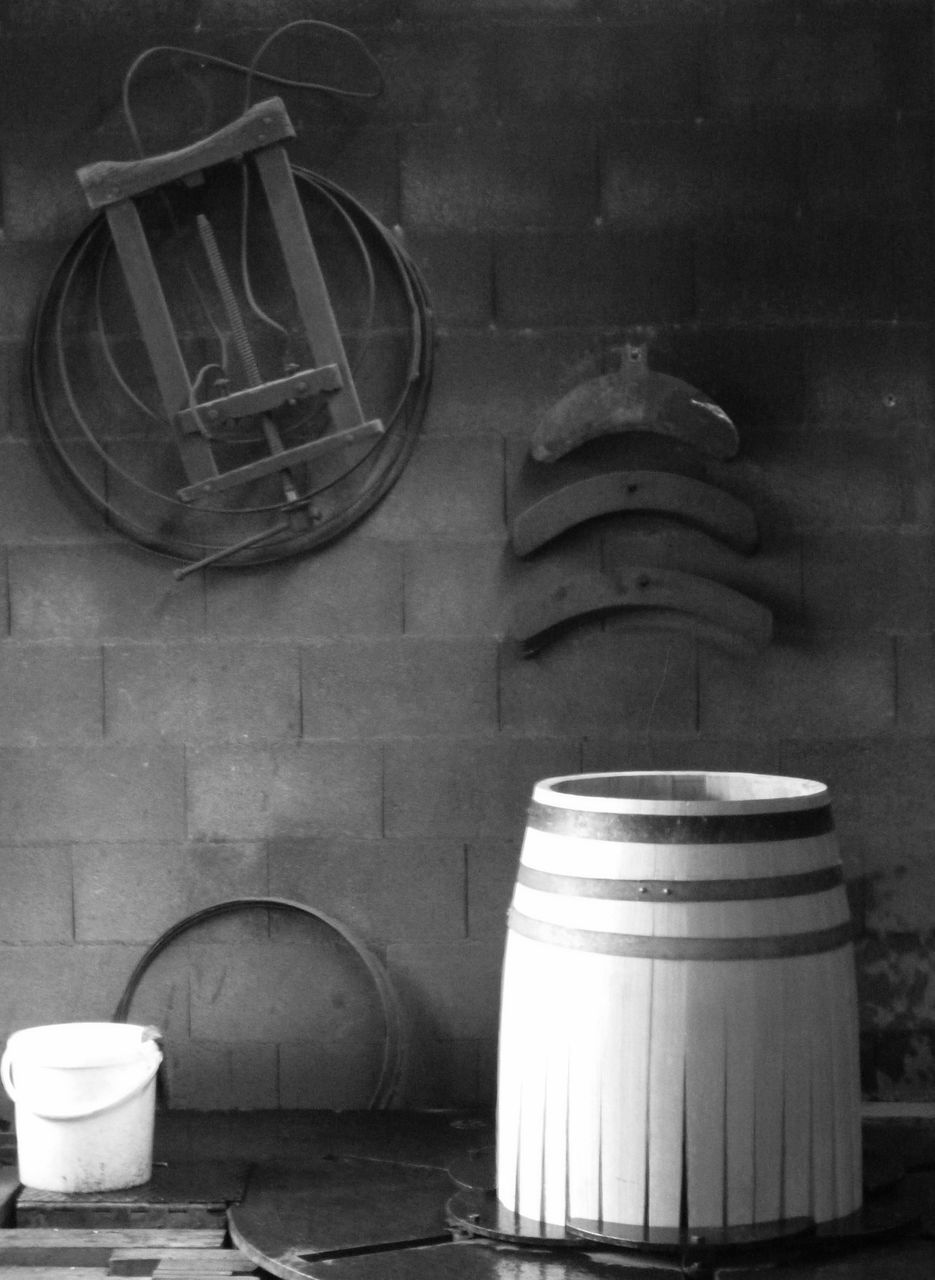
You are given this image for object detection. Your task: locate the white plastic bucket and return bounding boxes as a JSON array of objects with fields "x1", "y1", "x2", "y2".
[{"x1": 1, "y1": 1022, "x2": 162, "y2": 1192}]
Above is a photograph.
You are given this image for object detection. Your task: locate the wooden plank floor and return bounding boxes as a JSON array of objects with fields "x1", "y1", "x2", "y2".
[{"x1": 0, "y1": 1229, "x2": 260, "y2": 1280}]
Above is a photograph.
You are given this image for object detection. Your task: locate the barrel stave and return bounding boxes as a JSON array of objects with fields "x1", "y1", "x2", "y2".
[{"x1": 496, "y1": 772, "x2": 862, "y2": 1241}]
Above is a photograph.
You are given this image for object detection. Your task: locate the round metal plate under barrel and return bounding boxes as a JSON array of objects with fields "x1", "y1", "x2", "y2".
[{"x1": 495, "y1": 771, "x2": 863, "y2": 1247}]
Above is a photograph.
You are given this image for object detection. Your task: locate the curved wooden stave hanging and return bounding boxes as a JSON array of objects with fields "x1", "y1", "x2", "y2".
[
  {"x1": 509, "y1": 466, "x2": 759, "y2": 557},
  {"x1": 506, "y1": 566, "x2": 774, "y2": 656},
  {"x1": 530, "y1": 345, "x2": 739, "y2": 464}
]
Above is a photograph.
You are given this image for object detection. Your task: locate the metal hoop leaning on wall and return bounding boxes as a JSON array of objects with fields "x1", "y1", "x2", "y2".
[{"x1": 111, "y1": 897, "x2": 406, "y2": 1109}]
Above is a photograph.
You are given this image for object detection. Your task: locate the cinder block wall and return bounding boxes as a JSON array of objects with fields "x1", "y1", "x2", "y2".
[{"x1": 0, "y1": 0, "x2": 932, "y2": 1111}]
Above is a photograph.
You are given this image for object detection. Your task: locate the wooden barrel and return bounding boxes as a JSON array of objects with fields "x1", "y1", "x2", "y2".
[{"x1": 496, "y1": 771, "x2": 862, "y2": 1244}]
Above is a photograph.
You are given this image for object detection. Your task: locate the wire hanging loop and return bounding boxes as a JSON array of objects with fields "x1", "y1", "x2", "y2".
[{"x1": 121, "y1": 20, "x2": 385, "y2": 160}]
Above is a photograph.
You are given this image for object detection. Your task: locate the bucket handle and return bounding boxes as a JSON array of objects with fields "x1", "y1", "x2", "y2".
[{"x1": 0, "y1": 1043, "x2": 161, "y2": 1122}]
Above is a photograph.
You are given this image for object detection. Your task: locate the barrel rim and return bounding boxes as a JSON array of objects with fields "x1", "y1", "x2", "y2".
[{"x1": 533, "y1": 771, "x2": 830, "y2": 815}]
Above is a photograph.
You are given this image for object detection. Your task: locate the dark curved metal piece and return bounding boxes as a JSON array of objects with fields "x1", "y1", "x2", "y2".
[
  {"x1": 531, "y1": 345, "x2": 739, "y2": 464},
  {"x1": 507, "y1": 566, "x2": 773, "y2": 656},
  {"x1": 509, "y1": 465, "x2": 758, "y2": 556},
  {"x1": 112, "y1": 896, "x2": 405, "y2": 1110}
]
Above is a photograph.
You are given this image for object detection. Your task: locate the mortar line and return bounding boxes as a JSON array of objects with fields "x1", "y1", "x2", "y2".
[
  {"x1": 2, "y1": 551, "x2": 10, "y2": 637},
  {"x1": 99, "y1": 642, "x2": 108, "y2": 738},
  {"x1": 296, "y1": 642, "x2": 305, "y2": 740},
  {"x1": 379, "y1": 742, "x2": 387, "y2": 839}
]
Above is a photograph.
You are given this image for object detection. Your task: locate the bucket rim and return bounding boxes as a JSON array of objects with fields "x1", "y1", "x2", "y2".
[
  {"x1": 4, "y1": 1022, "x2": 160, "y2": 1069},
  {"x1": 533, "y1": 771, "x2": 830, "y2": 815}
]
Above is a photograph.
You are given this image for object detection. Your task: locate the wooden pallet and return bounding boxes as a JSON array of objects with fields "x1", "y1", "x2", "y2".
[
  {"x1": 15, "y1": 1163, "x2": 250, "y2": 1230},
  {"x1": 0, "y1": 1229, "x2": 259, "y2": 1280}
]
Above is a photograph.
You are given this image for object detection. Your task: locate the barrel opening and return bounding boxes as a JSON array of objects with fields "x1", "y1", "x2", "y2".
[{"x1": 546, "y1": 772, "x2": 827, "y2": 804}]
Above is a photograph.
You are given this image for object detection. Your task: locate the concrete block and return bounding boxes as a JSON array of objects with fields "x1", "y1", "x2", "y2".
[
  {"x1": 829, "y1": 11, "x2": 899, "y2": 114},
  {"x1": 401, "y1": 121, "x2": 596, "y2": 231},
  {"x1": 856, "y1": 933, "x2": 935, "y2": 1031},
  {"x1": 386, "y1": 940, "x2": 503, "y2": 1040},
  {"x1": 495, "y1": 229, "x2": 695, "y2": 327},
  {"x1": 860, "y1": 825, "x2": 935, "y2": 935},
  {"x1": 205, "y1": 539, "x2": 403, "y2": 638},
  {"x1": 189, "y1": 936, "x2": 385, "y2": 1047},
  {"x1": 699, "y1": 634, "x2": 895, "y2": 739},
  {"x1": 802, "y1": 119, "x2": 928, "y2": 221},
  {"x1": 0, "y1": 443, "x2": 110, "y2": 542},
  {"x1": 801, "y1": 221, "x2": 899, "y2": 324},
  {"x1": 0, "y1": 943, "x2": 147, "y2": 1041},
  {"x1": 424, "y1": 330, "x2": 600, "y2": 441},
  {"x1": 104, "y1": 643, "x2": 300, "y2": 742},
  {"x1": 713, "y1": 19, "x2": 826, "y2": 114},
  {"x1": 0, "y1": 845, "x2": 74, "y2": 941},
  {"x1": 186, "y1": 742, "x2": 383, "y2": 840},
  {"x1": 10, "y1": 545, "x2": 205, "y2": 639},
  {"x1": 894, "y1": 219, "x2": 933, "y2": 322},
  {"x1": 301, "y1": 637, "x2": 497, "y2": 738},
  {"x1": 581, "y1": 737, "x2": 783, "y2": 777},
  {"x1": 602, "y1": 120, "x2": 800, "y2": 229},
  {"x1": 392, "y1": 1032, "x2": 481, "y2": 1108},
  {"x1": 801, "y1": 532, "x2": 900, "y2": 632},
  {"x1": 279, "y1": 1035, "x2": 388, "y2": 1109},
  {"x1": 497, "y1": 20, "x2": 705, "y2": 119},
  {"x1": 403, "y1": 0, "x2": 581, "y2": 12},
  {"x1": 364, "y1": 436, "x2": 506, "y2": 538},
  {"x1": 164, "y1": 1041, "x2": 279, "y2": 1111},
  {"x1": 0, "y1": 743, "x2": 186, "y2": 843},
  {"x1": 1, "y1": 137, "x2": 99, "y2": 243},
  {"x1": 402, "y1": 231, "x2": 494, "y2": 325},
  {"x1": 0, "y1": 341, "x2": 32, "y2": 442},
  {"x1": 197, "y1": 0, "x2": 399, "y2": 27},
  {"x1": 579, "y1": 739, "x2": 666, "y2": 776},
  {"x1": 466, "y1": 839, "x2": 520, "y2": 940},
  {"x1": 886, "y1": 5, "x2": 933, "y2": 113},
  {"x1": 73, "y1": 840, "x2": 268, "y2": 943},
  {"x1": 500, "y1": 629, "x2": 697, "y2": 735},
  {"x1": 0, "y1": 644, "x2": 103, "y2": 744},
  {"x1": 5, "y1": 1, "x2": 195, "y2": 37},
  {"x1": 384, "y1": 736, "x2": 580, "y2": 840},
  {"x1": 779, "y1": 739, "x2": 935, "y2": 862},
  {"x1": 734, "y1": 428, "x2": 904, "y2": 536},
  {"x1": 695, "y1": 226, "x2": 804, "y2": 325},
  {"x1": 896, "y1": 637, "x2": 935, "y2": 734},
  {"x1": 404, "y1": 540, "x2": 509, "y2": 635},
  {"x1": 804, "y1": 324, "x2": 932, "y2": 434},
  {"x1": 368, "y1": 25, "x2": 501, "y2": 122},
  {"x1": 268, "y1": 836, "x2": 467, "y2": 943}
]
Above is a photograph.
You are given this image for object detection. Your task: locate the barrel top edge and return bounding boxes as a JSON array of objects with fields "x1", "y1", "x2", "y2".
[{"x1": 532, "y1": 771, "x2": 830, "y2": 814}]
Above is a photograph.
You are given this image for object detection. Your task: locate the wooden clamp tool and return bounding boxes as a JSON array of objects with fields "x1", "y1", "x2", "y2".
[{"x1": 76, "y1": 98, "x2": 383, "y2": 546}]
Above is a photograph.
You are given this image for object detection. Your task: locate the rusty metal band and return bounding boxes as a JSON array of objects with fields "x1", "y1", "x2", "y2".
[
  {"x1": 527, "y1": 799, "x2": 834, "y2": 844},
  {"x1": 507, "y1": 908, "x2": 853, "y2": 961},
  {"x1": 516, "y1": 862, "x2": 844, "y2": 901}
]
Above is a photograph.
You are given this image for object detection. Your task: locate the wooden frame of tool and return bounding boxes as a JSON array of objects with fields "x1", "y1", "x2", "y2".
[{"x1": 76, "y1": 98, "x2": 383, "y2": 554}]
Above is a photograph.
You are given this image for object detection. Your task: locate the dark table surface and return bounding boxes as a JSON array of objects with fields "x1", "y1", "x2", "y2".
[{"x1": 191, "y1": 1111, "x2": 935, "y2": 1280}]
